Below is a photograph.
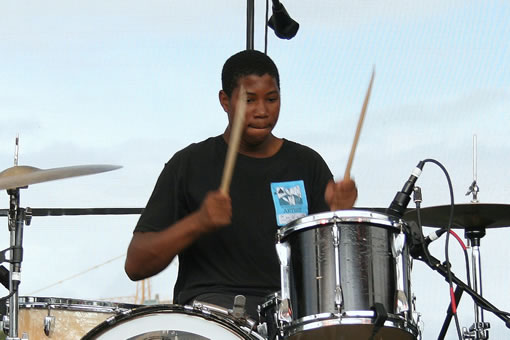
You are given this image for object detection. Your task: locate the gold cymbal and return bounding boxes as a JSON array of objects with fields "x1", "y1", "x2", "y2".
[
  {"x1": 404, "y1": 203, "x2": 510, "y2": 229},
  {"x1": 0, "y1": 164, "x2": 122, "y2": 190}
]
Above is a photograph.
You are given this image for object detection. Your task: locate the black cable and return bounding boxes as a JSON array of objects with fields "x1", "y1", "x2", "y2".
[
  {"x1": 0, "y1": 282, "x2": 18, "y2": 302},
  {"x1": 421, "y1": 158, "x2": 462, "y2": 340},
  {"x1": 264, "y1": 0, "x2": 269, "y2": 54}
]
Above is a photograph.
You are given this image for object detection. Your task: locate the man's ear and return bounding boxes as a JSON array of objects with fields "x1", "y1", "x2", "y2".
[{"x1": 219, "y1": 90, "x2": 230, "y2": 113}]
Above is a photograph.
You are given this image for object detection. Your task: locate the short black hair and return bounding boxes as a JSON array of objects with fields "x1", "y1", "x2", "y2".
[{"x1": 221, "y1": 50, "x2": 280, "y2": 98}]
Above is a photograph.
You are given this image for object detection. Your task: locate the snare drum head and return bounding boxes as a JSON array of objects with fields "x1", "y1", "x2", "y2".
[{"x1": 82, "y1": 304, "x2": 263, "y2": 340}]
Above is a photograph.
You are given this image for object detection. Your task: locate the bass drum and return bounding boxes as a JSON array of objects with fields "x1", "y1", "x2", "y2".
[{"x1": 81, "y1": 304, "x2": 266, "y2": 340}]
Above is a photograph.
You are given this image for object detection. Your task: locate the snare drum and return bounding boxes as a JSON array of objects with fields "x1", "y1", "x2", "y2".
[
  {"x1": 17, "y1": 296, "x2": 137, "y2": 339},
  {"x1": 273, "y1": 210, "x2": 420, "y2": 340},
  {"x1": 82, "y1": 303, "x2": 266, "y2": 339}
]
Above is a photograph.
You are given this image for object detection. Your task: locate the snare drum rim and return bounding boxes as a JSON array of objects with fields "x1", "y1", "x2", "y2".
[
  {"x1": 81, "y1": 304, "x2": 263, "y2": 340},
  {"x1": 277, "y1": 209, "x2": 403, "y2": 241},
  {"x1": 18, "y1": 296, "x2": 138, "y2": 314}
]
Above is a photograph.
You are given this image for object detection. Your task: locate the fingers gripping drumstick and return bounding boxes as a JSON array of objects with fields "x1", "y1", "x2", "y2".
[
  {"x1": 220, "y1": 85, "x2": 247, "y2": 194},
  {"x1": 344, "y1": 68, "x2": 375, "y2": 180}
]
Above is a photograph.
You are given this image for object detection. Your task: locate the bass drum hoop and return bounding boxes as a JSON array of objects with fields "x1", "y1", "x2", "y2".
[{"x1": 81, "y1": 304, "x2": 264, "y2": 340}]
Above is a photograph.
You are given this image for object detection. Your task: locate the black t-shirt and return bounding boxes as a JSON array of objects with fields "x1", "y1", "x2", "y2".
[{"x1": 135, "y1": 135, "x2": 333, "y2": 309}]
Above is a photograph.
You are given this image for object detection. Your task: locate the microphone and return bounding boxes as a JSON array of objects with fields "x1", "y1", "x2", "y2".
[
  {"x1": 268, "y1": 0, "x2": 299, "y2": 40},
  {"x1": 387, "y1": 161, "x2": 425, "y2": 218}
]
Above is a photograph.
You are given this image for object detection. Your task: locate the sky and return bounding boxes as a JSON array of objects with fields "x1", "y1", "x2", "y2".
[{"x1": 1, "y1": 0, "x2": 509, "y2": 339}]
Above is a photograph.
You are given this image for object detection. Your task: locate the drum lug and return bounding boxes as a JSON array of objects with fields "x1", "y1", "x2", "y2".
[
  {"x1": 392, "y1": 231, "x2": 410, "y2": 314},
  {"x1": 275, "y1": 242, "x2": 292, "y2": 321},
  {"x1": 334, "y1": 286, "x2": 343, "y2": 312},
  {"x1": 414, "y1": 310, "x2": 424, "y2": 338},
  {"x1": 256, "y1": 321, "x2": 268, "y2": 338},
  {"x1": 278, "y1": 298, "x2": 292, "y2": 323},
  {"x1": 2, "y1": 314, "x2": 9, "y2": 335},
  {"x1": 44, "y1": 315, "x2": 54, "y2": 336},
  {"x1": 396, "y1": 289, "x2": 409, "y2": 314},
  {"x1": 391, "y1": 228, "x2": 406, "y2": 258},
  {"x1": 0, "y1": 316, "x2": 28, "y2": 339},
  {"x1": 332, "y1": 223, "x2": 344, "y2": 312},
  {"x1": 44, "y1": 306, "x2": 55, "y2": 336}
]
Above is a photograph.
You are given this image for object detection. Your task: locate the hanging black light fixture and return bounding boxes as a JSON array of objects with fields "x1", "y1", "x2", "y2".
[{"x1": 267, "y1": 0, "x2": 299, "y2": 40}]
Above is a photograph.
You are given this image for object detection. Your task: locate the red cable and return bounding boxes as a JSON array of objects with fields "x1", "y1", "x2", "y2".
[
  {"x1": 449, "y1": 229, "x2": 467, "y2": 251},
  {"x1": 450, "y1": 286, "x2": 457, "y2": 314}
]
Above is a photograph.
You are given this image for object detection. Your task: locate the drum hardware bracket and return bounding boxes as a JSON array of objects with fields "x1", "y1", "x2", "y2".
[
  {"x1": 463, "y1": 322, "x2": 490, "y2": 340},
  {"x1": 465, "y1": 180, "x2": 479, "y2": 203},
  {"x1": 368, "y1": 302, "x2": 388, "y2": 340},
  {"x1": 230, "y1": 295, "x2": 247, "y2": 320},
  {"x1": 466, "y1": 134, "x2": 480, "y2": 203}
]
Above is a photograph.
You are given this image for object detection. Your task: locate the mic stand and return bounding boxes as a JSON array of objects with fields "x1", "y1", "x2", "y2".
[
  {"x1": 1, "y1": 188, "x2": 31, "y2": 340},
  {"x1": 406, "y1": 222, "x2": 509, "y2": 339}
]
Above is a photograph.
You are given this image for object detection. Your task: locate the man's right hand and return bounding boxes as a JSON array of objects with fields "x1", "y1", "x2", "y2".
[{"x1": 197, "y1": 190, "x2": 232, "y2": 232}]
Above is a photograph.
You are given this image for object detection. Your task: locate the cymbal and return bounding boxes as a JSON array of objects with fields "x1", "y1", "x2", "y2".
[
  {"x1": 404, "y1": 203, "x2": 510, "y2": 229},
  {"x1": 0, "y1": 164, "x2": 122, "y2": 190}
]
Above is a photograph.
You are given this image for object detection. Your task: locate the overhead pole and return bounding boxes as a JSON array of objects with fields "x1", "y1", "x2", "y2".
[{"x1": 246, "y1": 0, "x2": 255, "y2": 50}]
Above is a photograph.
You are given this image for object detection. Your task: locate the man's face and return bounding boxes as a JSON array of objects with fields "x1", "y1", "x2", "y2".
[{"x1": 221, "y1": 74, "x2": 281, "y2": 147}]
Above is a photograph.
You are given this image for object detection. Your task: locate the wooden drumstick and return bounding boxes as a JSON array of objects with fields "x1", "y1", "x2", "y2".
[
  {"x1": 220, "y1": 85, "x2": 247, "y2": 194},
  {"x1": 344, "y1": 67, "x2": 375, "y2": 180}
]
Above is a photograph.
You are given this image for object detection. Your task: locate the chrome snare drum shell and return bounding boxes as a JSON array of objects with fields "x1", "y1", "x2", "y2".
[{"x1": 276, "y1": 210, "x2": 420, "y2": 340}]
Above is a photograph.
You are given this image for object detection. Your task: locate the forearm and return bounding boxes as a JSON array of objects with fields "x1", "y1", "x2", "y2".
[{"x1": 124, "y1": 211, "x2": 206, "y2": 281}]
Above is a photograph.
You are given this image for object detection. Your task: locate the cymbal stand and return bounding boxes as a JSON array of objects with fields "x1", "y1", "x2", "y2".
[
  {"x1": 463, "y1": 227, "x2": 490, "y2": 340},
  {"x1": 406, "y1": 221, "x2": 508, "y2": 339},
  {"x1": 1, "y1": 187, "x2": 31, "y2": 340},
  {"x1": 462, "y1": 134, "x2": 489, "y2": 339}
]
